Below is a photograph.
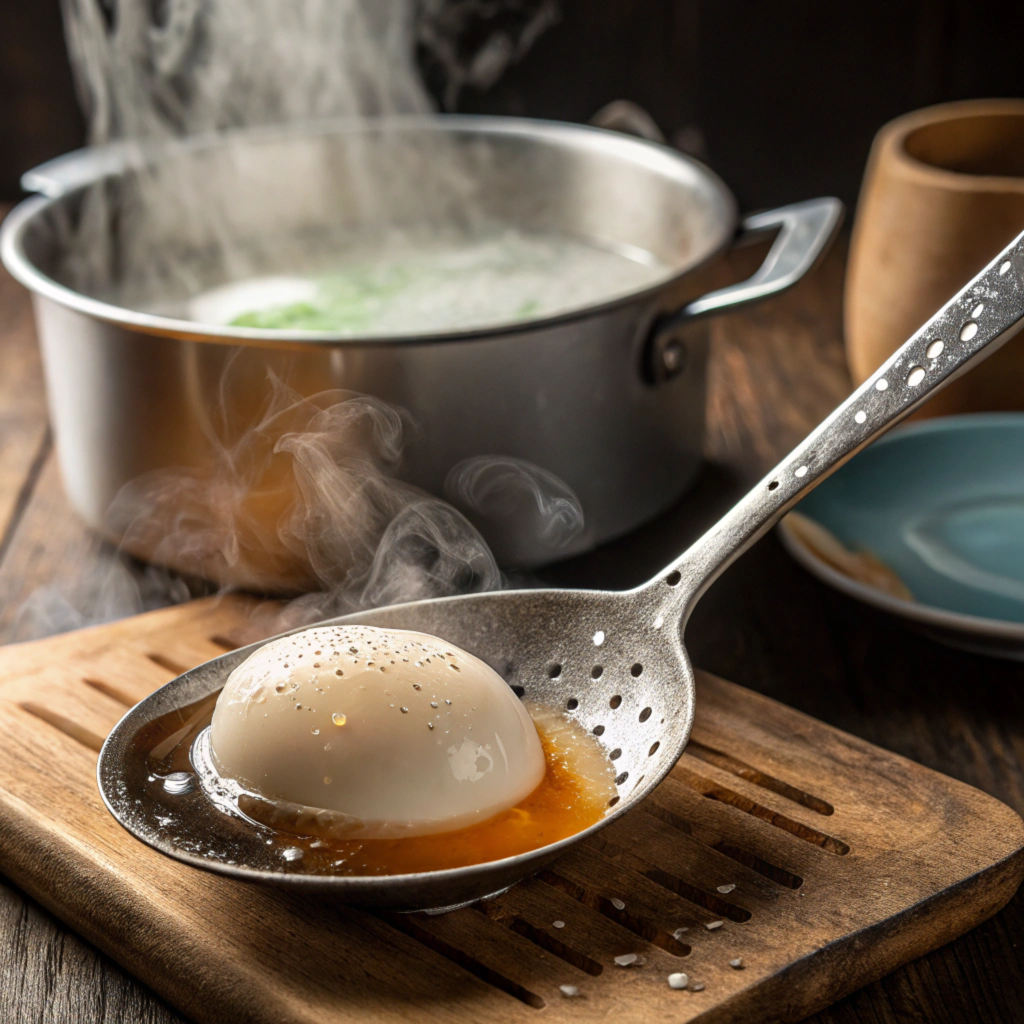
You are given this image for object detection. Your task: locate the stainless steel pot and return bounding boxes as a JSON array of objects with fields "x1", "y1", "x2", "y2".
[{"x1": 0, "y1": 116, "x2": 840, "y2": 588}]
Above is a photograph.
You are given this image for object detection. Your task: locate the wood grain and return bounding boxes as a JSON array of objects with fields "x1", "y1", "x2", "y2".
[
  {"x1": 0, "y1": 226, "x2": 48, "y2": 554},
  {"x1": 0, "y1": 597, "x2": 1021, "y2": 1024}
]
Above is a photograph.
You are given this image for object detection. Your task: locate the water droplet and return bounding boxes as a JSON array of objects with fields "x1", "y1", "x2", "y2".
[
  {"x1": 332, "y1": 713, "x2": 347, "y2": 727},
  {"x1": 430, "y1": 702, "x2": 438, "y2": 708},
  {"x1": 311, "y1": 727, "x2": 319, "y2": 735},
  {"x1": 400, "y1": 706, "x2": 409, "y2": 714},
  {"x1": 427, "y1": 722, "x2": 434, "y2": 730},
  {"x1": 162, "y1": 772, "x2": 194, "y2": 796},
  {"x1": 324, "y1": 776, "x2": 332, "y2": 785}
]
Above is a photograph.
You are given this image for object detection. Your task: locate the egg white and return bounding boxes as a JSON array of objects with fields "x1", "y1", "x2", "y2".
[{"x1": 207, "y1": 624, "x2": 546, "y2": 838}]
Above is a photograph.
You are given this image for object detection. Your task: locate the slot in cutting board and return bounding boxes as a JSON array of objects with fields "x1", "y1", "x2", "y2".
[{"x1": 0, "y1": 595, "x2": 1021, "y2": 1024}]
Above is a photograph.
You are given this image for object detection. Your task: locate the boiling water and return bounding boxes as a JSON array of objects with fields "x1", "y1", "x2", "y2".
[
  {"x1": 143, "y1": 693, "x2": 616, "y2": 876},
  {"x1": 186, "y1": 228, "x2": 667, "y2": 335}
]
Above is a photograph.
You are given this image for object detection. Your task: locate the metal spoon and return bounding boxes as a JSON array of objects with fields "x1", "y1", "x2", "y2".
[{"x1": 99, "y1": 232, "x2": 1024, "y2": 911}]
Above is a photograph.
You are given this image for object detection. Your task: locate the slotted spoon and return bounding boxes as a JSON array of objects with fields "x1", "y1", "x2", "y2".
[{"x1": 100, "y1": 231, "x2": 1024, "y2": 911}]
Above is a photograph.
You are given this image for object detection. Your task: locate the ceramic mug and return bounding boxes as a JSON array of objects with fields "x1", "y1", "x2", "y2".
[{"x1": 846, "y1": 99, "x2": 1024, "y2": 416}]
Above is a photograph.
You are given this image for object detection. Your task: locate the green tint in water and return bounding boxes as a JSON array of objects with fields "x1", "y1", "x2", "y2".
[{"x1": 190, "y1": 228, "x2": 667, "y2": 336}]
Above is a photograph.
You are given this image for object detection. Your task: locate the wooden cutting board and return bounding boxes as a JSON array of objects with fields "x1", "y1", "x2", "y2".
[{"x1": 0, "y1": 595, "x2": 1021, "y2": 1024}]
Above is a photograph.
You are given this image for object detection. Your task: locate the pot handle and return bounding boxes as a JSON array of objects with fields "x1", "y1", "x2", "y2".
[
  {"x1": 646, "y1": 197, "x2": 844, "y2": 383},
  {"x1": 21, "y1": 143, "x2": 137, "y2": 198}
]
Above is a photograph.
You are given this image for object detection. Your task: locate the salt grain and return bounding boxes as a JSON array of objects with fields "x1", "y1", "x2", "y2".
[
  {"x1": 552, "y1": 920, "x2": 565, "y2": 929},
  {"x1": 717, "y1": 884, "x2": 736, "y2": 894},
  {"x1": 614, "y1": 953, "x2": 638, "y2": 967},
  {"x1": 610, "y1": 897, "x2": 626, "y2": 910},
  {"x1": 667, "y1": 972, "x2": 689, "y2": 990},
  {"x1": 729, "y1": 958, "x2": 744, "y2": 970},
  {"x1": 673, "y1": 927, "x2": 689, "y2": 940},
  {"x1": 705, "y1": 920, "x2": 724, "y2": 931},
  {"x1": 690, "y1": 981, "x2": 706, "y2": 992},
  {"x1": 559, "y1": 985, "x2": 579, "y2": 998}
]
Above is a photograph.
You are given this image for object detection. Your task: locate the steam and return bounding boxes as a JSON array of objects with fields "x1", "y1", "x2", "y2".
[
  {"x1": 106, "y1": 369, "x2": 503, "y2": 601},
  {"x1": 62, "y1": 0, "x2": 430, "y2": 143},
  {"x1": 446, "y1": 456, "x2": 583, "y2": 567},
  {"x1": 417, "y1": 0, "x2": 561, "y2": 110},
  {"x1": 16, "y1": 0, "x2": 575, "y2": 642}
]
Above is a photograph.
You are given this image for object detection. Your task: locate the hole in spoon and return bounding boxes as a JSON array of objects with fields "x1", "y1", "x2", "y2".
[
  {"x1": 926, "y1": 339, "x2": 944, "y2": 359},
  {"x1": 768, "y1": 480, "x2": 779, "y2": 491},
  {"x1": 906, "y1": 366, "x2": 926, "y2": 387},
  {"x1": 960, "y1": 321, "x2": 978, "y2": 341},
  {"x1": 665, "y1": 570, "x2": 681, "y2": 587},
  {"x1": 1000, "y1": 260, "x2": 1012, "y2": 275},
  {"x1": 566, "y1": 698, "x2": 579, "y2": 711},
  {"x1": 639, "y1": 707, "x2": 652, "y2": 722},
  {"x1": 548, "y1": 664, "x2": 562, "y2": 679},
  {"x1": 649, "y1": 741, "x2": 660, "y2": 756},
  {"x1": 630, "y1": 663, "x2": 643, "y2": 677},
  {"x1": 608, "y1": 796, "x2": 620, "y2": 807},
  {"x1": 615, "y1": 772, "x2": 629, "y2": 786},
  {"x1": 609, "y1": 695, "x2": 622, "y2": 709},
  {"x1": 592, "y1": 724, "x2": 605, "y2": 737},
  {"x1": 610, "y1": 749, "x2": 622, "y2": 760},
  {"x1": 591, "y1": 666, "x2": 603, "y2": 679}
]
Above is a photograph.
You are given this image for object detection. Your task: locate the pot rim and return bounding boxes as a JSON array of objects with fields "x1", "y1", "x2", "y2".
[{"x1": 0, "y1": 113, "x2": 738, "y2": 350}]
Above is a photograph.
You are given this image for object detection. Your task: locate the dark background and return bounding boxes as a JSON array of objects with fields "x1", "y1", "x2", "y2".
[{"x1": 3, "y1": 0, "x2": 1024, "y2": 211}]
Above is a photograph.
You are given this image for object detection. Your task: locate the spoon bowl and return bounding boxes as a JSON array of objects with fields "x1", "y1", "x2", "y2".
[{"x1": 99, "y1": 229, "x2": 1024, "y2": 911}]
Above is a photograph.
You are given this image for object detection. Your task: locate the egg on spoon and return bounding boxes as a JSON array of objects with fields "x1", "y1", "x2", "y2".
[{"x1": 204, "y1": 624, "x2": 547, "y2": 839}]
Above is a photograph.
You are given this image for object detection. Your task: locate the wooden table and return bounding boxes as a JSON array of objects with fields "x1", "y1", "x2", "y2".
[{"x1": 1, "y1": 218, "x2": 1022, "y2": 1023}]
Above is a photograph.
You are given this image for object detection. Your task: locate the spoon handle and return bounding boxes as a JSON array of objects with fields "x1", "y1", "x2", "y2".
[{"x1": 650, "y1": 228, "x2": 1024, "y2": 614}]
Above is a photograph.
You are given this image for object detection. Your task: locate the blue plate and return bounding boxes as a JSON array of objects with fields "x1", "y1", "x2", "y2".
[{"x1": 778, "y1": 414, "x2": 1024, "y2": 660}]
